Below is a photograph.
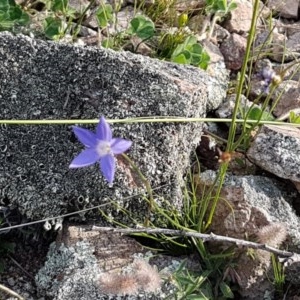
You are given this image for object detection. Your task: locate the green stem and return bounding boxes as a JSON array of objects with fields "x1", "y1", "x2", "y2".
[
  {"x1": 121, "y1": 153, "x2": 154, "y2": 220},
  {"x1": 205, "y1": 0, "x2": 261, "y2": 230},
  {"x1": 72, "y1": 0, "x2": 96, "y2": 35},
  {"x1": 0, "y1": 117, "x2": 296, "y2": 125},
  {"x1": 204, "y1": 163, "x2": 228, "y2": 231},
  {"x1": 227, "y1": 0, "x2": 260, "y2": 152}
]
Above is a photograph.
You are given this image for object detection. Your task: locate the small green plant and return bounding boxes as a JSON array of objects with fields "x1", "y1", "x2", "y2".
[
  {"x1": 128, "y1": 15, "x2": 155, "y2": 40},
  {"x1": 140, "y1": 0, "x2": 177, "y2": 26},
  {"x1": 166, "y1": 256, "x2": 235, "y2": 299},
  {"x1": 157, "y1": 29, "x2": 188, "y2": 60},
  {"x1": 0, "y1": 0, "x2": 29, "y2": 31},
  {"x1": 42, "y1": 0, "x2": 77, "y2": 40},
  {"x1": 43, "y1": 16, "x2": 66, "y2": 40},
  {"x1": 204, "y1": 0, "x2": 237, "y2": 38},
  {"x1": 177, "y1": 13, "x2": 188, "y2": 28},
  {"x1": 166, "y1": 261, "x2": 212, "y2": 300},
  {"x1": 289, "y1": 111, "x2": 300, "y2": 124},
  {"x1": 205, "y1": 0, "x2": 237, "y2": 16},
  {"x1": 99, "y1": 160, "x2": 236, "y2": 298},
  {"x1": 170, "y1": 36, "x2": 210, "y2": 70},
  {"x1": 95, "y1": 3, "x2": 114, "y2": 28},
  {"x1": 271, "y1": 254, "x2": 285, "y2": 297},
  {"x1": 246, "y1": 107, "x2": 275, "y2": 122},
  {"x1": 127, "y1": 15, "x2": 155, "y2": 52}
]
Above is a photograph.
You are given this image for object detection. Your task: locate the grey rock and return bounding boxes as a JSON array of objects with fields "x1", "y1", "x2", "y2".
[
  {"x1": 270, "y1": 30, "x2": 300, "y2": 62},
  {"x1": 283, "y1": 253, "x2": 300, "y2": 285},
  {"x1": 220, "y1": 33, "x2": 247, "y2": 70},
  {"x1": 35, "y1": 225, "x2": 164, "y2": 299},
  {"x1": 197, "y1": 170, "x2": 300, "y2": 299},
  {"x1": 223, "y1": 0, "x2": 257, "y2": 34},
  {"x1": 247, "y1": 125, "x2": 300, "y2": 183},
  {"x1": 266, "y1": 0, "x2": 299, "y2": 19},
  {"x1": 199, "y1": 170, "x2": 300, "y2": 245},
  {"x1": 35, "y1": 241, "x2": 104, "y2": 299},
  {"x1": 68, "y1": 0, "x2": 91, "y2": 14},
  {"x1": 174, "y1": 0, "x2": 205, "y2": 12},
  {"x1": 0, "y1": 32, "x2": 228, "y2": 221},
  {"x1": 103, "y1": 7, "x2": 136, "y2": 36},
  {"x1": 276, "y1": 60, "x2": 300, "y2": 82},
  {"x1": 273, "y1": 86, "x2": 300, "y2": 118},
  {"x1": 215, "y1": 94, "x2": 254, "y2": 119},
  {"x1": 285, "y1": 31, "x2": 300, "y2": 58}
]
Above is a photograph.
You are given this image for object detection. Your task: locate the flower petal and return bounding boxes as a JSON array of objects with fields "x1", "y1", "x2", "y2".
[
  {"x1": 100, "y1": 155, "x2": 115, "y2": 184},
  {"x1": 111, "y1": 138, "x2": 132, "y2": 154},
  {"x1": 72, "y1": 126, "x2": 97, "y2": 148},
  {"x1": 96, "y1": 116, "x2": 112, "y2": 141},
  {"x1": 69, "y1": 148, "x2": 100, "y2": 168}
]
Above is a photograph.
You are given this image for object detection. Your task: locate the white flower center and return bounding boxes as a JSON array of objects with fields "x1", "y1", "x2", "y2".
[{"x1": 96, "y1": 140, "x2": 111, "y2": 157}]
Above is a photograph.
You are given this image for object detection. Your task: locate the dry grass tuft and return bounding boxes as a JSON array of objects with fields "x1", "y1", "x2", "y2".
[
  {"x1": 257, "y1": 223, "x2": 287, "y2": 248},
  {"x1": 132, "y1": 259, "x2": 162, "y2": 293}
]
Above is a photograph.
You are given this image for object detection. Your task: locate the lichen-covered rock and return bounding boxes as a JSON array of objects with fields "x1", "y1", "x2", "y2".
[
  {"x1": 196, "y1": 171, "x2": 300, "y2": 299},
  {"x1": 35, "y1": 225, "x2": 162, "y2": 299},
  {"x1": 266, "y1": 0, "x2": 299, "y2": 19},
  {"x1": 0, "y1": 32, "x2": 228, "y2": 222},
  {"x1": 247, "y1": 125, "x2": 300, "y2": 183},
  {"x1": 35, "y1": 241, "x2": 102, "y2": 299}
]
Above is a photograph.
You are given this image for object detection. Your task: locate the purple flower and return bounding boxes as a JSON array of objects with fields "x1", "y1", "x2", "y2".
[
  {"x1": 261, "y1": 67, "x2": 282, "y2": 94},
  {"x1": 69, "y1": 116, "x2": 132, "y2": 185}
]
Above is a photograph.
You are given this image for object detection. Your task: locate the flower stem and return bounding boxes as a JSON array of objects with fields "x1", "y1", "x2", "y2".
[
  {"x1": 205, "y1": 0, "x2": 261, "y2": 230},
  {"x1": 121, "y1": 153, "x2": 154, "y2": 225}
]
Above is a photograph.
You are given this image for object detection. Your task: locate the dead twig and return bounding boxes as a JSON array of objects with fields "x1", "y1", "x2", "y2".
[
  {"x1": 8, "y1": 255, "x2": 34, "y2": 280},
  {"x1": 0, "y1": 284, "x2": 24, "y2": 300},
  {"x1": 92, "y1": 225, "x2": 296, "y2": 258}
]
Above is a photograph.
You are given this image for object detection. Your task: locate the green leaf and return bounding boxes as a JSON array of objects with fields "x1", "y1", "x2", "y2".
[
  {"x1": 0, "y1": 0, "x2": 11, "y2": 10},
  {"x1": 186, "y1": 295, "x2": 209, "y2": 300},
  {"x1": 0, "y1": 0, "x2": 29, "y2": 30},
  {"x1": 172, "y1": 53, "x2": 188, "y2": 64},
  {"x1": 171, "y1": 36, "x2": 210, "y2": 69},
  {"x1": 96, "y1": 4, "x2": 113, "y2": 28},
  {"x1": 198, "y1": 51, "x2": 210, "y2": 70},
  {"x1": 52, "y1": 0, "x2": 68, "y2": 13},
  {"x1": 102, "y1": 37, "x2": 114, "y2": 48},
  {"x1": 183, "y1": 35, "x2": 197, "y2": 48},
  {"x1": 9, "y1": 5, "x2": 29, "y2": 24},
  {"x1": 247, "y1": 107, "x2": 274, "y2": 121},
  {"x1": 205, "y1": 0, "x2": 237, "y2": 14},
  {"x1": 0, "y1": 240, "x2": 15, "y2": 255},
  {"x1": 171, "y1": 43, "x2": 185, "y2": 58},
  {"x1": 228, "y1": 1, "x2": 238, "y2": 12},
  {"x1": 219, "y1": 281, "x2": 234, "y2": 298},
  {"x1": 217, "y1": 0, "x2": 227, "y2": 12},
  {"x1": 0, "y1": 16, "x2": 14, "y2": 30},
  {"x1": 129, "y1": 15, "x2": 155, "y2": 40},
  {"x1": 178, "y1": 13, "x2": 188, "y2": 27},
  {"x1": 171, "y1": 36, "x2": 194, "y2": 59},
  {"x1": 43, "y1": 17, "x2": 64, "y2": 40},
  {"x1": 289, "y1": 111, "x2": 300, "y2": 123}
]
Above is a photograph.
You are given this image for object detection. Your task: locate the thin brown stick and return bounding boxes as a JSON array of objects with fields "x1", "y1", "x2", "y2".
[
  {"x1": 8, "y1": 255, "x2": 34, "y2": 280},
  {"x1": 92, "y1": 225, "x2": 296, "y2": 258},
  {"x1": 0, "y1": 284, "x2": 24, "y2": 300}
]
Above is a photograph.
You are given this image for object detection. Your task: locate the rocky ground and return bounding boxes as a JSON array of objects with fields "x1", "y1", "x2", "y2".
[{"x1": 1, "y1": 0, "x2": 300, "y2": 299}]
